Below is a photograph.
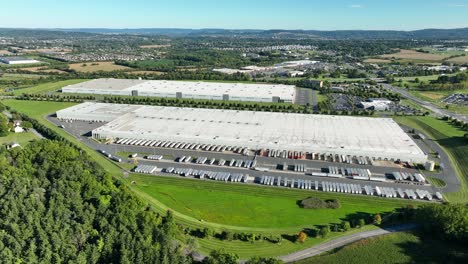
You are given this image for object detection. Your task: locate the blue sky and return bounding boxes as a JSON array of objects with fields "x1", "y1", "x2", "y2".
[{"x1": 0, "y1": 0, "x2": 467, "y2": 30}]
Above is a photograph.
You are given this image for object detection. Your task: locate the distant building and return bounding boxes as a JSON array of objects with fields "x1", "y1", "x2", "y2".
[
  {"x1": 358, "y1": 98, "x2": 393, "y2": 111},
  {"x1": 302, "y1": 80, "x2": 323, "y2": 89},
  {"x1": 0, "y1": 56, "x2": 39, "y2": 65}
]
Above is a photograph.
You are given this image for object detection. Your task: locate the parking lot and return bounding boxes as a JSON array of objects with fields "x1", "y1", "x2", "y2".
[{"x1": 48, "y1": 116, "x2": 443, "y2": 201}]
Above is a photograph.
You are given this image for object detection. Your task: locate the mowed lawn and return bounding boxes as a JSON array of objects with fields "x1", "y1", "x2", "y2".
[
  {"x1": 394, "y1": 116, "x2": 468, "y2": 203},
  {"x1": 12, "y1": 79, "x2": 87, "y2": 95},
  {"x1": 0, "y1": 131, "x2": 39, "y2": 146},
  {"x1": 294, "y1": 231, "x2": 468, "y2": 264},
  {"x1": 129, "y1": 174, "x2": 417, "y2": 231}
]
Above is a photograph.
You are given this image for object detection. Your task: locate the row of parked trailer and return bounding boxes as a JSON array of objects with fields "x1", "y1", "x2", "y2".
[
  {"x1": 309, "y1": 167, "x2": 382, "y2": 181},
  {"x1": 134, "y1": 165, "x2": 158, "y2": 174},
  {"x1": 98, "y1": 149, "x2": 122, "y2": 162},
  {"x1": 370, "y1": 186, "x2": 434, "y2": 200},
  {"x1": 260, "y1": 149, "x2": 373, "y2": 165},
  {"x1": 114, "y1": 138, "x2": 250, "y2": 155},
  {"x1": 178, "y1": 156, "x2": 257, "y2": 169},
  {"x1": 392, "y1": 172, "x2": 426, "y2": 183},
  {"x1": 164, "y1": 167, "x2": 249, "y2": 183},
  {"x1": 146, "y1": 155, "x2": 163, "y2": 160},
  {"x1": 160, "y1": 165, "x2": 441, "y2": 201}
]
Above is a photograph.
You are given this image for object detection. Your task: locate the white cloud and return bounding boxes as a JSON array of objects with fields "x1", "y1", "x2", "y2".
[{"x1": 350, "y1": 4, "x2": 364, "y2": 8}]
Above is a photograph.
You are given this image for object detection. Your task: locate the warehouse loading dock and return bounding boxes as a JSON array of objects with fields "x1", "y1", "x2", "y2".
[{"x1": 56, "y1": 103, "x2": 428, "y2": 163}]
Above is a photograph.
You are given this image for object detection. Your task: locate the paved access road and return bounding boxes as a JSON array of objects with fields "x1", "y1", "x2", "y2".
[
  {"x1": 278, "y1": 224, "x2": 418, "y2": 263},
  {"x1": 381, "y1": 83, "x2": 468, "y2": 122}
]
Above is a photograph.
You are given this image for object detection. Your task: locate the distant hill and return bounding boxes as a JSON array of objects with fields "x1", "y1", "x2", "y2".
[{"x1": 1, "y1": 27, "x2": 468, "y2": 39}]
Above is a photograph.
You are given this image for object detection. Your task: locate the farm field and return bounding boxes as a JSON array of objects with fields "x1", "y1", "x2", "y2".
[
  {"x1": 294, "y1": 231, "x2": 468, "y2": 264},
  {"x1": 11, "y1": 79, "x2": 87, "y2": 95},
  {"x1": 69, "y1": 61, "x2": 132, "y2": 72},
  {"x1": 446, "y1": 55, "x2": 468, "y2": 64},
  {"x1": 0, "y1": 131, "x2": 39, "y2": 146},
  {"x1": 393, "y1": 116, "x2": 468, "y2": 203},
  {"x1": 380, "y1": 49, "x2": 448, "y2": 62},
  {"x1": 21, "y1": 66, "x2": 67, "y2": 74},
  {"x1": 363, "y1": 58, "x2": 391, "y2": 63}
]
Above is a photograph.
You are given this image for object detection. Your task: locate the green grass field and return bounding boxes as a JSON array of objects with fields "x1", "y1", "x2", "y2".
[
  {"x1": 427, "y1": 177, "x2": 447, "y2": 188},
  {"x1": 0, "y1": 131, "x2": 39, "y2": 146},
  {"x1": 11, "y1": 79, "x2": 87, "y2": 95},
  {"x1": 394, "y1": 116, "x2": 468, "y2": 203},
  {"x1": 294, "y1": 231, "x2": 468, "y2": 264},
  {"x1": 129, "y1": 174, "x2": 417, "y2": 232}
]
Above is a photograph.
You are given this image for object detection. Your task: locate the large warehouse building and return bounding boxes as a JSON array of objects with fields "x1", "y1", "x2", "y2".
[
  {"x1": 0, "y1": 56, "x2": 40, "y2": 65},
  {"x1": 56, "y1": 103, "x2": 428, "y2": 163},
  {"x1": 61, "y1": 78, "x2": 296, "y2": 103}
]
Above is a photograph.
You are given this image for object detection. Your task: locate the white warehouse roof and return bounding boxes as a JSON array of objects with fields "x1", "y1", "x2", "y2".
[
  {"x1": 61, "y1": 78, "x2": 296, "y2": 103},
  {"x1": 57, "y1": 103, "x2": 427, "y2": 163}
]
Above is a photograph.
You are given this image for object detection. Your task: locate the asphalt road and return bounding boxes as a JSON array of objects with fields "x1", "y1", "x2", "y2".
[
  {"x1": 382, "y1": 83, "x2": 468, "y2": 122},
  {"x1": 295, "y1": 88, "x2": 313, "y2": 106},
  {"x1": 278, "y1": 224, "x2": 418, "y2": 263}
]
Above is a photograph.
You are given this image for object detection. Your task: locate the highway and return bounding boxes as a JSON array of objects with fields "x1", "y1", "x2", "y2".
[{"x1": 381, "y1": 83, "x2": 468, "y2": 122}]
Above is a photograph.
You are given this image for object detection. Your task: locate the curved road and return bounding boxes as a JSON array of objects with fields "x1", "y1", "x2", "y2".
[
  {"x1": 382, "y1": 83, "x2": 468, "y2": 122},
  {"x1": 278, "y1": 224, "x2": 418, "y2": 263}
]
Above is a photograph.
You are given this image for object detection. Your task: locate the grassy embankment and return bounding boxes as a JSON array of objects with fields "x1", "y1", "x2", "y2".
[
  {"x1": 294, "y1": 231, "x2": 468, "y2": 264},
  {"x1": 394, "y1": 116, "x2": 468, "y2": 203}
]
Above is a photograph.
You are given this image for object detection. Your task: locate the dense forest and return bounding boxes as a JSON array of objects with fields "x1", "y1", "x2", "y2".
[{"x1": 0, "y1": 140, "x2": 190, "y2": 264}]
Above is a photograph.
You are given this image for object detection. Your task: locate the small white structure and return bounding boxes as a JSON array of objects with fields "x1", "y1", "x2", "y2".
[
  {"x1": 14, "y1": 126, "x2": 24, "y2": 133},
  {"x1": 425, "y1": 160, "x2": 435, "y2": 171},
  {"x1": 8, "y1": 143, "x2": 21, "y2": 149}
]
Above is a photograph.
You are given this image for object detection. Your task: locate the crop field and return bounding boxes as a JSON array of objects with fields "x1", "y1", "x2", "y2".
[
  {"x1": 69, "y1": 61, "x2": 132, "y2": 72},
  {"x1": 125, "y1": 70, "x2": 165, "y2": 75},
  {"x1": 21, "y1": 66, "x2": 67, "y2": 74},
  {"x1": 295, "y1": 231, "x2": 468, "y2": 264},
  {"x1": 446, "y1": 55, "x2": 468, "y2": 64},
  {"x1": 128, "y1": 174, "x2": 417, "y2": 231},
  {"x1": 363, "y1": 58, "x2": 391, "y2": 63},
  {"x1": 380, "y1": 49, "x2": 448, "y2": 62},
  {"x1": 394, "y1": 116, "x2": 468, "y2": 203},
  {"x1": 11, "y1": 79, "x2": 87, "y2": 95}
]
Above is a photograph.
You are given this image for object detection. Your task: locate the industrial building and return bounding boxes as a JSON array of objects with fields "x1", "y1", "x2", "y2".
[
  {"x1": 358, "y1": 98, "x2": 394, "y2": 111},
  {"x1": 61, "y1": 78, "x2": 296, "y2": 103},
  {"x1": 56, "y1": 102, "x2": 428, "y2": 163},
  {"x1": 0, "y1": 56, "x2": 40, "y2": 65}
]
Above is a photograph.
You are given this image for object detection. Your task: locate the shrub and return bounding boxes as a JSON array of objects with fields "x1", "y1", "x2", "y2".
[
  {"x1": 297, "y1": 231, "x2": 307, "y2": 243},
  {"x1": 299, "y1": 197, "x2": 341, "y2": 209}
]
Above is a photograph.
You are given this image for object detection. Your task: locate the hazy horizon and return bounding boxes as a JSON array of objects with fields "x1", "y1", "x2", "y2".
[{"x1": 0, "y1": 0, "x2": 467, "y2": 30}]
